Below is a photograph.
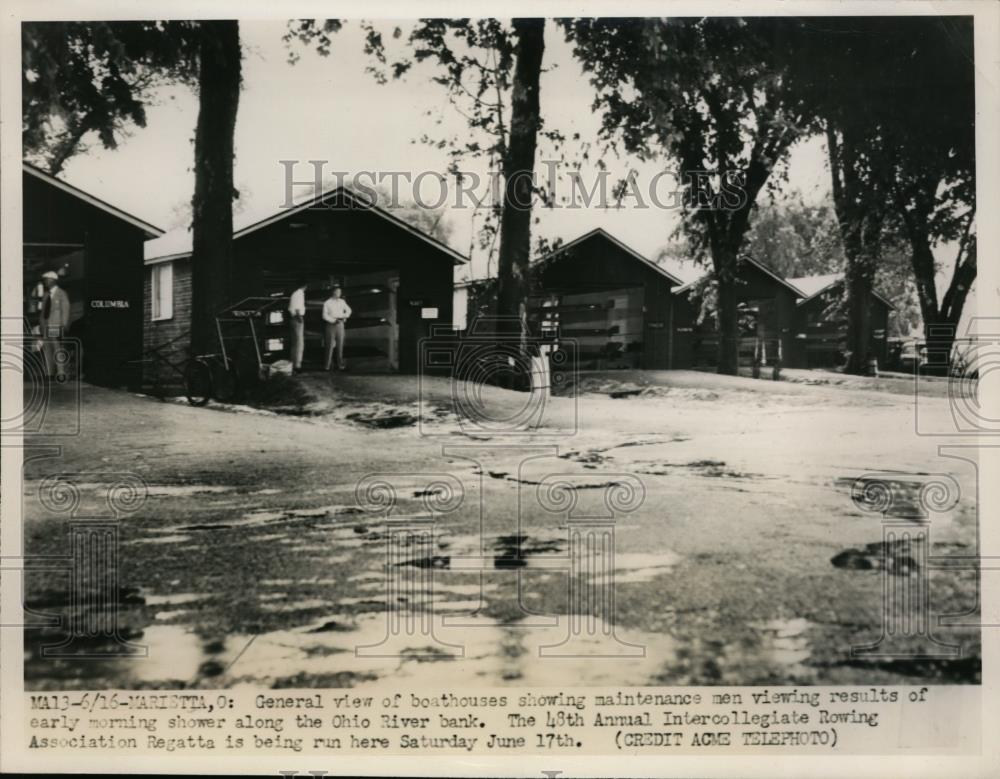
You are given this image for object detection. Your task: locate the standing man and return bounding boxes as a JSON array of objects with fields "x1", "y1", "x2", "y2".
[
  {"x1": 39, "y1": 270, "x2": 70, "y2": 380},
  {"x1": 287, "y1": 278, "x2": 307, "y2": 373},
  {"x1": 322, "y1": 282, "x2": 352, "y2": 371}
]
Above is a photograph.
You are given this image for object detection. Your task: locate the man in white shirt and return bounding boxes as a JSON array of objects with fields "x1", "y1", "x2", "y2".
[
  {"x1": 287, "y1": 278, "x2": 307, "y2": 372},
  {"x1": 322, "y1": 282, "x2": 352, "y2": 371}
]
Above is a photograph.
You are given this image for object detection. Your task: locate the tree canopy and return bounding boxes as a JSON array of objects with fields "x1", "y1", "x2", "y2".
[
  {"x1": 787, "y1": 16, "x2": 975, "y2": 364},
  {"x1": 22, "y1": 21, "x2": 200, "y2": 174},
  {"x1": 564, "y1": 17, "x2": 814, "y2": 373}
]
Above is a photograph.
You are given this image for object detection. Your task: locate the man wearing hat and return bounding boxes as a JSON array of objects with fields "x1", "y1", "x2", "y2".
[
  {"x1": 321, "y1": 281, "x2": 352, "y2": 371},
  {"x1": 39, "y1": 270, "x2": 71, "y2": 380}
]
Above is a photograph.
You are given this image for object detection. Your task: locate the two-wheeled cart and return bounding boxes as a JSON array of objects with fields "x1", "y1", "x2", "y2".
[{"x1": 125, "y1": 294, "x2": 290, "y2": 406}]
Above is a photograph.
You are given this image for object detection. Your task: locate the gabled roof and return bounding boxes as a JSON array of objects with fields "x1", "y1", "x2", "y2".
[
  {"x1": 533, "y1": 228, "x2": 684, "y2": 286},
  {"x1": 23, "y1": 162, "x2": 164, "y2": 239},
  {"x1": 145, "y1": 184, "x2": 467, "y2": 265},
  {"x1": 788, "y1": 272, "x2": 895, "y2": 310},
  {"x1": 786, "y1": 272, "x2": 842, "y2": 299},
  {"x1": 673, "y1": 255, "x2": 806, "y2": 297}
]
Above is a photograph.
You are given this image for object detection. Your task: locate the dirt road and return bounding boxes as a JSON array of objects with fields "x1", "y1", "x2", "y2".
[{"x1": 20, "y1": 371, "x2": 981, "y2": 689}]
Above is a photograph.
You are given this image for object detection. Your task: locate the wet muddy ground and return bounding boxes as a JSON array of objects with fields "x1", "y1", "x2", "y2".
[{"x1": 20, "y1": 372, "x2": 981, "y2": 689}]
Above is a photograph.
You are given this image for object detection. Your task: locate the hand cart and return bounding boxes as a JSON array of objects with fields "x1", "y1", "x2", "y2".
[{"x1": 123, "y1": 294, "x2": 290, "y2": 406}]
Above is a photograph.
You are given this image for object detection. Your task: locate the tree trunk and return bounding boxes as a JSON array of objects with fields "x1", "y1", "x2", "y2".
[
  {"x1": 716, "y1": 273, "x2": 740, "y2": 375},
  {"x1": 844, "y1": 259, "x2": 873, "y2": 373},
  {"x1": 705, "y1": 148, "x2": 772, "y2": 377},
  {"x1": 827, "y1": 125, "x2": 881, "y2": 375},
  {"x1": 908, "y1": 233, "x2": 953, "y2": 372},
  {"x1": 903, "y1": 213, "x2": 941, "y2": 330},
  {"x1": 902, "y1": 208, "x2": 976, "y2": 375},
  {"x1": 940, "y1": 240, "x2": 976, "y2": 327},
  {"x1": 190, "y1": 21, "x2": 241, "y2": 356},
  {"x1": 495, "y1": 18, "x2": 544, "y2": 349}
]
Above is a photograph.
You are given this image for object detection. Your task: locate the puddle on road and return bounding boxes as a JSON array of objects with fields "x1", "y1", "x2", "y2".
[
  {"x1": 557, "y1": 437, "x2": 689, "y2": 469},
  {"x1": 416, "y1": 599, "x2": 484, "y2": 613},
  {"x1": 302, "y1": 575, "x2": 352, "y2": 585},
  {"x1": 130, "y1": 625, "x2": 209, "y2": 685},
  {"x1": 237, "y1": 510, "x2": 285, "y2": 523},
  {"x1": 284, "y1": 546, "x2": 363, "y2": 562},
  {"x1": 355, "y1": 580, "x2": 499, "y2": 597},
  {"x1": 398, "y1": 532, "x2": 680, "y2": 584},
  {"x1": 128, "y1": 534, "x2": 192, "y2": 546},
  {"x1": 27, "y1": 545, "x2": 804, "y2": 690},
  {"x1": 261, "y1": 576, "x2": 350, "y2": 588},
  {"x1": 143, "y1": 592, "x2": 208, "y2": 607},
  {"x1": 604, "y1": 552, "x2": 682, "y2": 583},
  {"x1": 348, "y1": 572, "x2": 385, "y2": 583},
  {"x1": 309, "y1": 555, "x2": 352, "y2": 566},
  {"x1": 337, "y1": 596, "x2": 393, "y2": 607},
  {"x1": 397, "y1": 531, "x2": 568, "y2": 571},
  {"x1": 282, "y1": 543, "x2": 360, "y2": 556},
  {"x1": 118, "y1": 613, "x2": 669, "y2": 688},
  {"x1": 757, "y1": 618, "x2": 813, "y2": 669},
  {"x1": 25, "y1": 475, "x2": 698, "y2": 690},
  {"x1": 634, "y1": 460, "x2": 763, "y2": 479},
  {"x1": 29, "y1": 584, "x2": 825, "y2": 685},
  {"x1": 131, "y1": 612, "x2": 681, "y2": 688},
  {"x1": 260, "y1": 598, "x2": 330, "y2": 613},
  {"x1": 154, "y1": 609, "x2": 192, "y2": 621},
  {"x1": 657, "y1": 617, "x2": 818, "y2": 685},
  {"x1": 166, "y1": 506, "x2": 368, "y2": 533},
  {"x1": 146, "y1": 485, "x2": 236, "y2": 497},
  {"x1": 127, "y1": 505, "x2": 370, "y2": 544},
  {"x1": 49, "y1": 482, "x2": 236, "y2": 498}
]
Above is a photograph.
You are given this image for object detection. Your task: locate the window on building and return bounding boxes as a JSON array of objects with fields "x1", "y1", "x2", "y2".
[{"x1": 152, "y1": 263, "x2": 173, "y2": 321}]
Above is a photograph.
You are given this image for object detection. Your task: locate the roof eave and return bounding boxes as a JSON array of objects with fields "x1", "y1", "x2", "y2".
[
  {"x1": 534, "y1": 227, "x2": 683, "y2": 286},
  {"x1": 23, "y1": 162, "x2": 165, "y2": 239},
  {"x1": 794, "y1": 279, "x2": 896, "y2": 310},
  {"x1": 738, "y1": 255, "x2": 806, "y2": 297},
  {"x1": 145, "y1": 185, "x2": 468, "y2": 266},
  {"x1": 145, "y1": 251, "x2": 192, "y2": 265},
  {"x1": 233, "y1": 185, "x2": 468, "y2": 265}
]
